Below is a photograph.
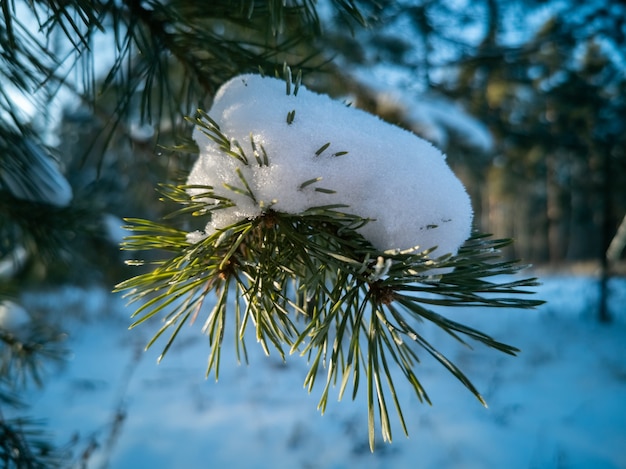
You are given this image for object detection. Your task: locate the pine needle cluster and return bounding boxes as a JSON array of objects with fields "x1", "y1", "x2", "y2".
[
  {"x1": 116, "y1": 78, "x2": 543, "y2": 449},
  {"x1": 0, "y1": 313, "x2": 68, "y2": 468}
]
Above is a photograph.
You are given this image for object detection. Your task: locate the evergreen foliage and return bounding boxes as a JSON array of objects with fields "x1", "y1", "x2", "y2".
[
  {"x1": 0, "y1": 309, "x2": 67, "y2": 468},
  {"x1": 0, "y1": 0, "x2": 369, "y2": 464},
  {"x1": 116, "y1": 76, "x2": 542, "y2": 449},
  {"x1": 2, "y1": 0, "x2": 621, "y2": 462}
]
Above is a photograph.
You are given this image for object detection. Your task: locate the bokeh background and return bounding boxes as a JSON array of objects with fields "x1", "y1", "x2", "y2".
[{"x1": 1, "y1": 1, "x2": 625, "y2": 467}]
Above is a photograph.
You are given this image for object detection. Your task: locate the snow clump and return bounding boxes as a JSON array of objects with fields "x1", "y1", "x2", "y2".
[{"x1": 187, "y1": 74, "x2": 472, "y2": 255}]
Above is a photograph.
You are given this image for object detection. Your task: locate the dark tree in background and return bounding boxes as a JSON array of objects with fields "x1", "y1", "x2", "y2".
[
  {"x1": 441, "y1": 9, "x2": 626, "y2": 265},
  {"x1": 1, "y1": 1, "x2": 369, "y2": 465},
  {"x1": 321, "y1": 0, "x2": 626, "y2": 265},
  {"x1": 1, "y1": 0, "x2": 624, "y2": 465}
]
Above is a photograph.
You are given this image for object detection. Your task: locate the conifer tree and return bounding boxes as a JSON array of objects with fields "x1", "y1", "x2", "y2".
[{"x1": 0, "y1": 0, "x2": 549, "y2": 462}]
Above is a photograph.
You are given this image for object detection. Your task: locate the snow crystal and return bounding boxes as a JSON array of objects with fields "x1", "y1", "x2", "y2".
[{"x1": 188, "y1": 74, "x2": 472, "y2": 255}]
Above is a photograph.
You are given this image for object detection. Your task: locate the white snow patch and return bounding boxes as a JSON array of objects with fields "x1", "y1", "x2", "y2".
[
  {"x1": 377, "y1": 91, "x2": 494, "y2": 152},
  {"x1": 407, "y1": 96, "x2": 494, "y2": 152},
  {"x1": 0, "y1": 300, "x2": 30, "y2": 336},
  {"x1": 188, "y1": 74, "x2": 473, "y2": 255},
  {"x1": 0, "y1": 140, "x2": 73, "y2": 207},
  {"x1": 102, "y1": 214, "x2": 128, "y2": 246},
  {"x1": 129, "y1": 122, "x2": 155, "y2": 142},
  {"x1": 19, "y1": 276, "x2": 626, "y2": 469},
  {"x1": 0, "y1": 245, "x2": 28, "y2": 278}
]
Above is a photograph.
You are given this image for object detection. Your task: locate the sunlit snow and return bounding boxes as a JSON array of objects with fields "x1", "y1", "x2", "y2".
[
  {"x1": 19, "y1": 275, "x2": 626, "y2": 468},
  {"x1": 188, "y1": 74, "x2": 472, "y2": 255}
]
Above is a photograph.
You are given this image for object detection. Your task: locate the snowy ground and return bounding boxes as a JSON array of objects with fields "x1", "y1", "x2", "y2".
[{"x1": 21, "y1": 274, "x2": 626, "y2": 469}]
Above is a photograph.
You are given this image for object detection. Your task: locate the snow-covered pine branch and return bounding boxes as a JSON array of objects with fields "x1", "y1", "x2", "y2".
[
  {"x1": 118, "y1": 69, "x2": 542, "y2": 452},
  {"x1": 187, "y1": 73, "x2": 473, "y2": 257}
]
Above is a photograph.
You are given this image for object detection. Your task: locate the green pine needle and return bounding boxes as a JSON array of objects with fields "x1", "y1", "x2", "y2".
[
  {"x1": 116, "y1": 90, "x2": 543, "y2": 452},
  {"x1": 116, "y1": 181, "x2": 543, "y2": 451}
]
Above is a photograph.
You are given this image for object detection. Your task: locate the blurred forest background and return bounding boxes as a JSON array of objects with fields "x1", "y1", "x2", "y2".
[
  {"x1": 1, "y1": 0, "x2": 625, "y2": 466},
  {"x1": 1, "y1": 0, "x2": 625, "y2": 290}
]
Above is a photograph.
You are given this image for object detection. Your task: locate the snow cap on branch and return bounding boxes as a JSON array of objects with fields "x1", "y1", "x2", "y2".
[{"x1": 188, "y1": 74, "x2": 472, "y2": 255}]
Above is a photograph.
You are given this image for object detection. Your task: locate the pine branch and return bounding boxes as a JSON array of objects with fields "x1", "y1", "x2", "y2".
[
  {"x1": 0, "y1": 322, "x2": 67, "y2": 391},
  {"x1": 0, "y1": 414, "x2": 65, "y2": 469},
  {"x1": 0, "y1": 313, "x2": 69, "y2": 469},
  {"x1": 116, "y1": 69, "x2": 544, "y2": 449},
  {"x1": 117, "y1": 183, "x2": 542, "y2": 451},
  {"x1": 1, "y1": 0, "x2": 368, "y2": 177}
]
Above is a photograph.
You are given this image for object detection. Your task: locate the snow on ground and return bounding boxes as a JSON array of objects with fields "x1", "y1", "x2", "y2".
[{"x1": 20, "y1": 275, "x2": 626, "y2": 469}]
